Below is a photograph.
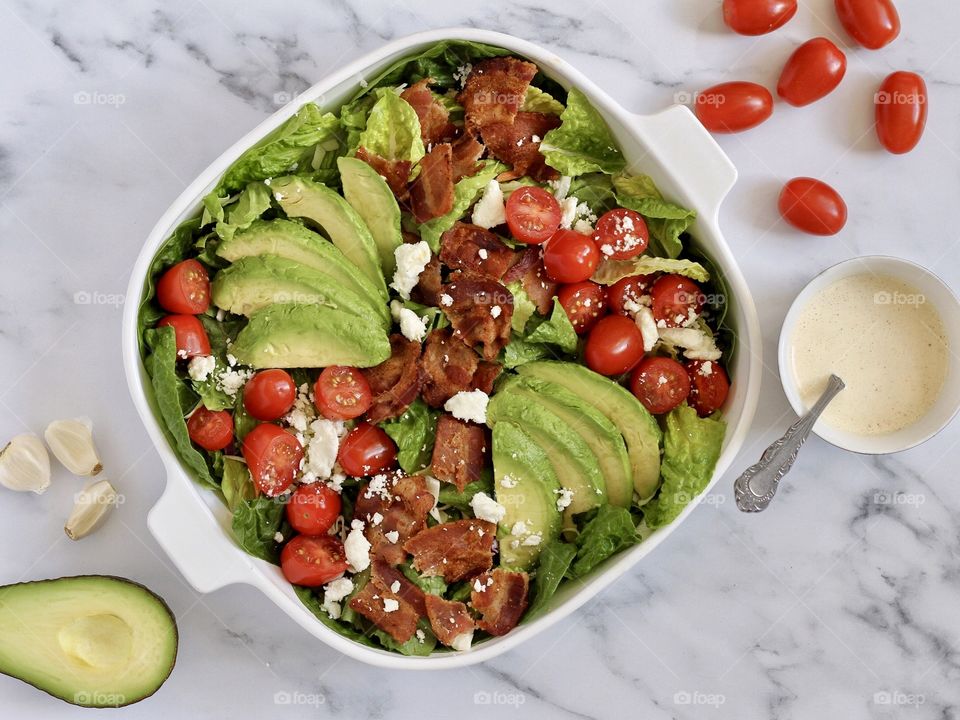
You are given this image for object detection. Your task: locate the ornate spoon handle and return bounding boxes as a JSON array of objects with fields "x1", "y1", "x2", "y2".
[{"x1": 734, "y1": 374, "x2": 845, "y2": 513}]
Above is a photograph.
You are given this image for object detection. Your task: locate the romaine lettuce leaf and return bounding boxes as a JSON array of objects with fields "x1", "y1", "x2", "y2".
[
  {"x1": 294, "y1": 586, "x2": 379, "y2": 646},
  {"x1": 354, "y1": 40, "x2": 511, "y2": 94},
  {"x1": 613, "y1": 174, "x2": 697, "y2": 259},
  {"x1": 592, "y1": 256, "x2": 710, "y2": 285},
  {"x1": 358, "y1": 88, "x2": 425, "y2": 165},
  {"x1": 399, "y1": 564, "x2": 447, "y2": 596},
  {"x1": 525, "y1": 299, "x2": 578, "y2": 354},
  {"x1": 525, "y1": 540, "x2": 577, "y2": 620},
  {"x1": 231, "y1": 495, "x2": 287, "y2": 563},
  {"x1": 522, "y1": 86, "x2": 565, "y2": 115},
  {"x1": 502, "y1": 337, "x2": 551, "y2": 369},
  {"x1": 213, "y1": 181, "x2": 273, "y2": 242},
  {"x1": 566, "y1": 173, "x2": 618, "y2": 215},
  {"x1": 137, "y1": 219, "x2": 202, "y2": 347},
  {"x1": 570, "y1": 505, "x2": 639, "y2": 578},
  {"x1": 221, "y1": 457, "x2": 253, "y2": 513},
  {"x1": 507, "y1": 281, "x2": 537, "y2": 334},
  {"x1": 437, "y1": 475, "x2": 494, "y2": 513},
  {"x1": 381, "y1": 398, "x2": 439, "y2": 474},
  {"x1": 540, "y1": 88, "x2": 625, "y2": 176},
  {"x1": 419, "y1": 161, "x2": 507, "y2": 251}
]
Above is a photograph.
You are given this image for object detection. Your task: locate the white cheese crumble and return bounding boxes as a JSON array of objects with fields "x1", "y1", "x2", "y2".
[
  {"x1": 471, "y1": 180, "x2": 506, "y2": 229},
  {"x1": 490, "y1": 305, "x2": 502, "y2": 319},
  {"x1": 424, "y1": 475, "x2": 442, "y2": 522},
  {"x1": 217, "y1": 366, "x2": 253, "y2": 398},
  {"x1": 559, "y1": 197, "x2": 578, "y2": 229},
  {"x1": 444, "y1": 389, "x2": 489, "y2": 424},
  {"x1": 635, "y1": 306, "x2": 659, "y2": 353},
  {"x1": 371, "y1": 512, "x2": 384, "y2": 526},
  {"x1": 344, "y1": 524, "x2": 371, "y2": 572},
  {"x1": 303, "y1": 418, "x2": 342, "y2": 481},
  {"x1": 390, "y1": 241, "x2": 431, "y2": 300},
  {"x1": 658, "y1": 327, "x2": 723, "y2": 361},
  {"x1": 522, "y1": 532, "x2": 543, "y2": 547},
  {"x1": 187, "y1": 355, "x2": 216, "y2": 382},
  {"x1": 453, "y1": 63, "x2": 472, "y2": 88},
  {"x1": 549, "y1": 175, "x2": 572, "y2": 200},
  {"x1": 470, "y1": 491, "x2": 506, "y2": 524},
  {"x1": 390, "y1": 580, "x2": 401, "y2": 593},
  {"x1": 391, "y1": 300, "x2": 428, "y2": 342},
  {"x1": 439, "y1": 293, "x2": 453, "y2": 307},
  {"x1": 699, "y1": 360, "x2": 714, "y2": 377},
  {"x1": 416, "y1": 629, "x2": 426, "y2": 642},
  {"x1": 555, "y1": 488, "x2": 575, "y2": 512},
  {"x1": 451, "y1": 631, "x2": 474, "y2": 652},
  {"x1": 384, "y1": 530, "x2": 400, "y2": 544},
  {"x1": 321, "y1": 576, "x2": 353, "y2": 619},
  {"x1": 383, "y1": 598, "x2": 400, "y2": 613}
]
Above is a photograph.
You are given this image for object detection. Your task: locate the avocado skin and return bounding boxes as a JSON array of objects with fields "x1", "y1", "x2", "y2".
[
  {"x1": 338, "y1": 156, "x2": 403, "y2": 276},
  {"x1": 0, "y1": 575, "x2": 177, "y2": 708}
]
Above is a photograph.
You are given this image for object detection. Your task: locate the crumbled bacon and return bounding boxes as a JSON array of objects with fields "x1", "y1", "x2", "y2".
[
  {"x1": 353, "y1": 473, "x2": 435, "y2": 565},
  {"x1": 424, "y1": 594, "x2": 475, "y2": 648},
  {"x1": 470, "y1": 361, "x2": 502, "y2": 395},
  {"x1": 459, "y1": 57, "x2": 538, "y2": 134},
  {"x1": 348, "y1": 580, "x2": 419, "y2": 643},
  {"x1": 451, "y1": 134, "x2": 485, "y2": 181},
  {"x1": 404, "y1": 518, "x2": 496, "y2": 583},
  {"x1": 502, "y1": 248, "x2": 557, "y2": 316},
  {"x1": 431, "y1": 414, "x2": 487, "y2": 492},
  {"x1": 401, "y1": 79, "x2": 456, "y2": 145},
  {"x1": 409, "y1": 143, "x2": 454, "y2": 223},
  {"x1": 411, "y1": 253, "x2": 443, "y2": 307},
  {"x1": 362, "y1": 334, "x2": 422, "y2": 423},
  {"x1": 355, "y1": 146, "x2": 411, "y2": 198},
  {"x1": 371, "y1": 557, "x2": 427, "y2": 618},
  {"x1": 419, "y1": 328, "x2": 479, "y2": 408},
  {"x1": 470, "y1": 569, "x2": 529, "y2": 636},
  {"x1": 483, "y1": 111, "x2": 561, "y2": 182},
  {"x1": 439, "y1": 222, "x2": 515, "y2": 280},
  {"x1": 442, "y1": 272, "x2": 514, "y2": 361}
]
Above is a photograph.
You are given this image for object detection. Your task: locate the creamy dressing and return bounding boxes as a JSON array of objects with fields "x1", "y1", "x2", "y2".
[{"x1": 790, "y1": 273, "x2": 949, "y2": 436}]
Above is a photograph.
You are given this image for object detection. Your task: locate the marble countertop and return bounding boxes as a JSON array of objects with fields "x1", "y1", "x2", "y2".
[{"x1": 2, "y1": 0, "x2": 959, "y2": 717}]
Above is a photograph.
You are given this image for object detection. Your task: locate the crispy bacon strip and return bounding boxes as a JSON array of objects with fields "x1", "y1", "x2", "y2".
[
  {"x1": 440, "y1": 222, "x2": 515, "y2": 280},
  {"x1": 424, "y1": 594, "x2": 475, "y2": 649},
  {"x1": 431, "y1": 414, "x2": 487, "y2": 492},
  {"x1": 482, "y1": 111, "x2": 561, "y2": 182},
  {"x1": 362, "y1": 334, "x2": 422, "y2": 423},
  {"x1": 401, "y1": 79, "x2": 457, "y2": 145},
  {"x1": 451, "y1": 134, "x2": 485, "y2": 181},
  {"x1": 502, "y1": 248, "x2": 556, "y2": 316},
  {"x1": 353, "y1": 473, "x2": 435, "y2": 565},
  {"x1": 409, "y1": 143, "x2": 454, "y2": 223},
  {"x1": 411, "y1": 253, "x2": 443, "y2": 307},
  {"x1": 470, "y1": 569, "x2": 529, "y2": 636},
  {"x1": 355, "y1": 146, "x2": 411, "y2": 198},
  {"x1": 348, "y1": 581, "x2": 419, "y2": 643},
  {"x1": 459, "y1": 57, "x2": 538, "y2": 134},
  {"x1": 371, "y1": 557, "x2": 427, "y2": 618},
  {"x1": 419, "y1": 328, "x2": 479, "y2": 408},
  {"x1": 470, "y1": 361, "x2": 502, "y2": 395},
  {"x1": 404, "y1": 518, "x2": 496, "y2": 583},
  {"x1": 442, "y1": 271, "x2": 514, "y2": 361}
]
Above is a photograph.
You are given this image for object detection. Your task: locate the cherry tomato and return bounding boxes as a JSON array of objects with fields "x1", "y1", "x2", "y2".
[
  {"x1": 315, "y1": 366, "x2": 373, "y2": 420},
  {"x1": 629, "y1": 357, "x2": 691, "y2": 415},
  {"x1": 243, "y1": 369, "x2": 296, "y2": 421},
  {"x1": 835, "y1": 0, "x2": 900, "y2": 50},
  {"x1": 695, "y1": 82, "x2": 773, "y2": 134},
  {"x1": 557, "y1": 282, "x2": 608, "y2": 335},
  {"x1": 875, "y1": 72, "x2": 927, "y2": 155},
  {"x1": 286, "y1": 484, "x2": 342, "y2": 536},
  {"x1": 650, "y1": 275, "x2": 705, "y2": 328},
  {"x1": 593, "y1": 209, "x2": 649, "y2": 261},
  {"x1": 687, "y1": 360, "x2": 731, "y2": 417},
  {"x1": 777, "y1": 38, "x2": 847, "y2": 107},
  {"x1": 157, "y1": 314, "x2": 211, "y2": 359},
  {"x1": 242, "y1": 423, "x2": 304, "y2": 497},
  {"x1": 186, "y1": 406, "x2": 234, "y2": 451},
  {"x1": 722, "y1": 0, "x2": 797, "y2": 35},
  {"x1": 778, "y1": 177, "x2": 847, "y2": 236},
  {"x1": 280, "y1": 535, "x2": 348, "y2": 587},
  {"x1": 608, "y1": 275, "x2": 654, "y2": 316},
  {"x1": 504, "y1": 186, "x2": 562, "y2": 245},
  {"x1": 156, "y1": 259, "x2": 210, "y2": 314},
  {"x1": 542, "y1": 230, "x2": 601, "y2": 284},
  {"x1": 584, "y1": 315, "x2": 646, "y2": 376},
  {"x1": 337, "y1": 423, "x2": 397, "y2": 477}
]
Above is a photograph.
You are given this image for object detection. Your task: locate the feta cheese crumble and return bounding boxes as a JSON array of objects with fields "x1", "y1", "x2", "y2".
[
  {"x1": 344, "y1": 523, "x2": 371, "y2": 572},
  {"x1": 391, "y1": 300, "x2": 428, "y2": 342},
  {"x1": 444, "y1": 389, "x2": 489, "y2": 424},
  {"x1": 451, "y1": 631, "x2": 474, "y2": 652},
  {"x1": 439, "y1": 293, "x2": 453, "y2": 307},
  {"x1": 471, "y1": 180, "x2": 506, "y2": 229},
  {"x1": 548, "y1": 175, "x2": 572, "y2": 200},
  {"x1": 658, "y1": 327, "x2": 723, "y2": 361},
  {"x1": 303, "y1": 418, "x2": 341, "y2": 481},
  {"x1": 390, "y1": 241, "x2": 431, "y2": 300},
  {"x1": 555, "y1": 488, "x2": 575, "y2": 512},
  {"x1": 470, "y1": 491, "x2": 506, "y2": 524},
  {"x1": 187, "y1": 355, "x2": 216, "y2": 382},
  {"x1": 635, "y1": 306, "x2": 659, "y2": 353},
  {"x1": 321, "y1": 577, "x2": 354, "y2": 619},
  {"x1": 383, "y1": 598, "x2": 399, "y2": 613}
]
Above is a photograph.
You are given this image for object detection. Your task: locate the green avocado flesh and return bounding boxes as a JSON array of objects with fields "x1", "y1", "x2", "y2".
[
  {"x1": 0, "y1": 576, "x2": 177, "y2": 708},
  {"x1": 337, "y1": 157, "x2": 403, "y2": 276}
]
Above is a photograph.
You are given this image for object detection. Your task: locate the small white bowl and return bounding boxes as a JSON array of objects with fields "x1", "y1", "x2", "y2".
[{"x1": 778, "y1": 256, "x2": 960, "y2": 454}]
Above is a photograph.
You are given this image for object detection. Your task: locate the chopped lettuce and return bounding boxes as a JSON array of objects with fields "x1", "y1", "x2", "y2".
[
  {"x1": 294, "y1": 586, "x2": 379, "y2": 646},
  {"x1": 221, "y1": 457, "x2": 254, "y2": 513},
  {"x1": 592, "y1": 256, "x2": 710, "y2": 285},
  {"x1": 381, "y1": 399, "x2": 439, "y2": 474},
  {"x1": 357, "y1": 88, "x2": 425, "y2": 166},
  {"x1": 419, "y1": 161, "x2": 507, "y2": 251},
  {"x1": 613, "y1": 174, "x2": 697, "y2": 259},
  {"x1": 565, "y1": 173, "x2": 618, "y2": 215},
  {"x1": 232, "y1": 388, "x2": 257, "y2": 443},
  {"x1": 540, "y1": 88, "x2": 625, "y2": 176},
  {"x1": 507, "y1": 281, "x2": 537, "y2": 334},
  {"x1": 231, "y1": 495, "x2": 287, "y2": 563},
  {"x1": 211, "y1": 182, "x2": 272, "y2": 242},
  {"x1": 437, "y1": 475, "x2": 494, "y2": 513},
  {"x1": 525, "y1": 299, "x2": 578, "y2": 354},
  {"x1": 400, "y1": 564, "x2": 448, "y2": 596},
  {"x1": 525, "y1": 540, "x2": 577, "y2": 620},
  {"x1": 570, "y1": 505, "x2": 639, "y2": 578},
  {"x1": 522, "y1": 86, "x2": 565, "y2": 115}
]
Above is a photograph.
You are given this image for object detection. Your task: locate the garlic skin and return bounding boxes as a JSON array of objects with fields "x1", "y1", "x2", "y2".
[
  {"x1": 0, "y1": 434, "x2": 51, "y2": 493},
  {"x1": 65, "y1": 479, "x2": 118, "y2": 540},
  {"x1": 44, "y1": 418, "x2": 102, "y2": 476}
]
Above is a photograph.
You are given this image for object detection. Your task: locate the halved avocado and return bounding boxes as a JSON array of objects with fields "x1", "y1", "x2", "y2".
[
  {"x1": 518, "y1": 361, "x2": 663, "y2": 503},
  {"x1": 0, "y1": 576, "x2": 177, "y2": 708},
  {"x1": 337, "y1": 157, "x2": 403, "y2": 276}
]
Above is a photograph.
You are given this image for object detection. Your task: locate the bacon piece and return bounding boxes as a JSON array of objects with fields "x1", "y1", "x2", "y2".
[
  {"x1": 371, "y1": 557, "x2": 427, "y2": 618},
  {"x1": 442, "y1": 272, "x2": 514, "y2": 361},
  {"x1": 470, "y1": 361, "x2": 502, "y2": 394},
  {"x1": 411, "y1": 253, "x2": 443, "y2": 307},
  {"x1": 522, "y1": 257, "x2": 558, "y2": 316},
  {"x1": 470, "y1": 569, "x2": 529, "y2": 636},
  {"x1": 483, "y1": 112, "x2": 561, "y2": 182},
  {"x1": 440, "y1": 223, "x2": 514, "y2": 280},
  {"x1": 451, "y1": 134, "x2": 485, "y2": 181},
  {"x1": 424, "y1": 594, "x2": 475, "y2": 649},
  {"x1": 401, "y1": 79, "x2": 457, "y2": 146},
  {"x1": 420, "y1": 328, "x2": 479, "y2": 408},
  {"x1": 431, "y1": 414, "x2": 487, "y2": 492},
  {"x1": 502, "y1": 246, "x2": 540, "y2": 284},
  {"x1": 362, "y1": 334, "x2": 422, "y2": 423},
  {"x1": 356, "y1": 146, "x2": 411, "y2": 198},
  {"x1": 353, "y1": 473, "x2": 435, "y2": 565},
  {"x1": 348, "y1": 580, "x2": 419, "y2": 644},
  {"x1": 459, "y1": 57, "x2": 538, "y2": 134},
  {"x1": 409, "y1": 143, "x2": 454, "y2": 223},
  {"x1": 404, "y1": 518, "x2": 496, "y2": 583}
]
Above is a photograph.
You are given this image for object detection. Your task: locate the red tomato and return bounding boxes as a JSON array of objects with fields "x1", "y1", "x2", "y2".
[
  {"x1": 542, "y1": 230, "x2": 601, "y2": 284},
  {"x1": 280, "y1": 535, "x2": 348, "y2": 587},
  {"x1": 505, "y1": 186, "x2": 562, "y2": 245},
  {"x1": 157, "y1": 314, "x2": 211, "y2": 358},
  {"x1": 835, "y1": 0, "x2": 900, "y2": 50},
  {"x1": 337, "y1": 423, "x2": 397, "y2": 477},
  {"x1": 778, "y1": 178, "x2": 847, "y2": 236},
  {"x1": 156, "y1": 259, "x2": 210, "y2": 314},
  {"x1": 584, "y1": 315, "x2": 646, "y2": 376},
  {"x1": 722, "y1": 0, "x2": 797, "y2": 35},
  {"x1": 241, "y1": 424, "x2": 304, "y2": 497},
  {"x1": 557, "y1": 282, "x2": 608, "y2": 335},
  {"x1": 593, "y1": 209, "x2": 649, "y2": 261},
  {"x1": 651, "y1": 275, "x2": 705, "y2": 328},
  {"x1": 777, "y1": 38, "x2": 847, "y2": 107},
  {"x1": 629, "y1": 357, "x2": 691, "y2": 415},
  {"x1": 286, "y1": 484, "x2": 342, "y2": 536},
  {"x1": 687, "y1": 360, "x2": 731, "y2": 417},
  {"x1": 695, "y1": 82, "x2": 773, "y2": 134},
  {"x1": 315, "y1": 366, "x2": 373, "y2": 420},
  {"x1": 243, "y1": 369, "x2": 296, "y2": 421},
  {"x1": 608, "y1": 275, "x2": 654, "y2": 315},
  {"x1": 875, "y1": 72, "x2": 927, "y2": 155},
  {"x1": 186, "y1": 406, "x2": 234, "y2": 451}
]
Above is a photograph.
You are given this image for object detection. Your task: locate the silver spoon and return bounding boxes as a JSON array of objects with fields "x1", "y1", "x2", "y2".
[{"x1": 734, "y1": 374, "x2": 845, "y2": 512}]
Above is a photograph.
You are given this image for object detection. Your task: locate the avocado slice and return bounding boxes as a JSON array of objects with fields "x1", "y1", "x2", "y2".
[
  {"x1": 337, "y1": 157, "x2": 403, "y2": 276},
  {"x1": 0, "y1": 576, "x2": 177, "y2": 707},
  {"x1": 492, "y1": 421, "x2": 562, "y2": 571},
  {"x1": 270, "y1": 176, "x2": 387, "y2": 298},
  {"x1": 518, "y1": 361, "x2": 663, "y2": 503},
  {"x1": 217, "y1": 219, "x2": 388, "y2": 314},
  {"x1": 230, "y1": 302, "x2": 391, "y2": 369},
  {"x1": 211, "y1": 254, "x2": 390, "y2": 326}
]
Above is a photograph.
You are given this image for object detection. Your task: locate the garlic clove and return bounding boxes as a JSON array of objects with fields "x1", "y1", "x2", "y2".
[
  {"x1": 65, "y1": 479, "x2": 118, "y2": 540},
  {"x1": 0, "y1": 434, "x2": 51, "y2": 493},
  {"x1": 44, "y1": 418, "x2": 103, "y2": 476}
]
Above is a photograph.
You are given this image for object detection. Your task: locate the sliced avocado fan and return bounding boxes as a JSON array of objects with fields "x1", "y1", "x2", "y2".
[{"x1": 337, "y1": 156, "x2": 403, "y2": 277}]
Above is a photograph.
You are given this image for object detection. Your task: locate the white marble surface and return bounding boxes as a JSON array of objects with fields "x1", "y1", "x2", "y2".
[{"x1": 1, "y1": 0, "x2": 959, "y2": 717}]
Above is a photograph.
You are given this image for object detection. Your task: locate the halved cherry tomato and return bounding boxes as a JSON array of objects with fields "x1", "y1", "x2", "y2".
[
  {"x1": 187, "y1": 406, "x2": 234, "y2": 451},
  {"x1": 835, "y1": 0, "x2": 900, "y2": 50},
  {"x1": 505, "y1": 186, "x2": 562, "y2": 245},
  {"x1": 157, "y1": 314, "x2": 211, "y2": 358},
  {"x1": 875, "y1": 72, "x2": 927, "y2": 155},
  {"x1": 156, "y1": 259, "x2": 210, "y2": 314},
  {"x1": 608, "y1": 275, "x2": 654, "y2": 315},
  {"x1": 630, "y1": 357, "x2": 691, "y2": 415},
  {"x1": 651, "y1": 275, "x2": 705, "y2": 328},
  {"x1": 687, "y1": 360, "x2": 731, "y2": 417},
  {"x1": 695, "y1": 82, "x2": 773, "y2": 134},
  {"x1": 584, "y1": 315, "x2": 646, "y2": 376},
  {"x1": 722, "y1": 0, "x2": 797, "y2": 35},
  {"x1": 777, "y1": 38, "x2": 847, "y2": 107},
  {"x1": 242, "y1": 423, "x2": 304, "y2": 496},
  {"x1": 315, "y1": 366, "x2": 373, "y2": 420},
  {"x1": 778, "y1": 177, "x2": 847, "y2": 236},
  {"x1": 337, "y1": 423, "x2": 397, "y2": 477},
  {"x1": 280, "y1": 535, "x2": 348, "y2": 587},
  {"x1": 543, "y1": 230, "x2": 601, "y2": 284},
  {"x1": 243, "y1": 369, "x2": 296, "y2": 421},
  {"x1": 286, "y1": 484, "x2": 342, "y2": 536},
  {"x1": 593, "y1": 209, "x2": 649, "y2": 261},
  {"x1": 557, "y1": 281, "x2": 608, "y2": 335}
]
